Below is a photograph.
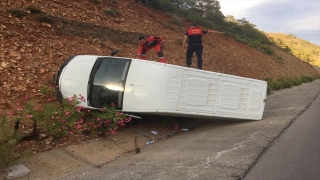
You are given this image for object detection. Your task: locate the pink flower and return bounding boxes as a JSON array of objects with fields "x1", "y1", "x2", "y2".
[
  {"x1": 110, "y1": 102, "x2": 115, "y2": 107},
  {"x1": 26, "y1": 115, "x2": 33, "y2": 119},
  {"x1": 65, "y1": 111, "x2": 70, "y2": 115}
]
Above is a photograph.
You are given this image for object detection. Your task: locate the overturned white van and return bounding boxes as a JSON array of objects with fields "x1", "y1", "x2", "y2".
[{"x1": 55, "y1": 55, "x2": 267, "y2": 120}]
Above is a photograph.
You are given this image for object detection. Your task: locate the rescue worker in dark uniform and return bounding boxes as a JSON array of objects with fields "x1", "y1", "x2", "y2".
[
  {"x1": 137, "y1": 36, "x2": 166, "y2": 63},
  {"x1": 182, "y1": 23, "x2": 223, "y2": 69}
]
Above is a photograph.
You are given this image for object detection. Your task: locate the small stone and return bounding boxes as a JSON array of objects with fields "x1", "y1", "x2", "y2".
[{"x1": 1, "y1": 62, "x2": 7, "y2": 68}]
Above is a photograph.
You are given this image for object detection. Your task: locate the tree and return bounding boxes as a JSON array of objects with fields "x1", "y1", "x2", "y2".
[
  {"x1": 196, "y1": 0, "x2": 224, "y2": 22},
  {"x1": 225, "y1": 15, "x2": 237, "y2": 23}
]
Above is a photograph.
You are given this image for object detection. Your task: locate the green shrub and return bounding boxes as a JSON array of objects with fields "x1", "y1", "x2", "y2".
[
  {"x1": 271, "y1": 81, "x2": 282, "y2": 90},
  {"x1": 248, "y1": 42, "x2": 257, "y2": 49},
  {"x1": 110, "y1": 8, "x2": 120, "y2": 15},
  {"x1": 260, "y1": 44, "x2": 274, "y2": 55},
  {"x1": 313, "y1": 75, "x2": 320, "y2": 79},
  {"x1": 8, "y1": 8, "x2": 26, "y2": 18},
  {"x1": 234, "y1": 35, "x2": 242, "y2": 42},
  {"x1": 161, "y1": 22, "x2": 174, "y2": 30},
  {"x1": 277, "y1": 78, "x2": 293, "y2": 89},
  {"x1": 264, "y1": 75, "x2": 318, "y2": 95},
  {"x1": 0, "y1": 114, "x2": 20, "y2": 168},
  {"x1": 40, "y1": 86, "x2": 49, "y2": 95},
  {"x1": 103, "y1": 8, "x2": 121, "y2": 17},
  {"x1": 90, "y1": 0, "x2": 101, "y2": 4},
  {"x1": 109, "y1": 0, "x2": 118, "y2": 4},
  {"x1": 25, "y1": 6, "x2": 44, "y2": 14},
  {"x1": 291, "y1": 77, "x2": 302, "y2": 86},
  {"x1": 307, "y1": 76, "x2": 316, "y2": 82},
  {"x1": 172, "y1": 14, "x2": 182, "y2": 26},
  {"x1": 300, "y1": 76, "x2": 314, "y2": 83},
  {"x1": 266, "y1": 85, "x2": 272, "y2": 95},
  {"x1": 276, "y1": 56, "x2": 284, "y2": 63},
  {"x1": 61, "y1": 18, "x2": 69, "y2": 24},
  {"x1": 263, "y1": 77, "x2": 273, "y2": 82},
  {"x1": 37, "y1": 14, "x2": 54, "y2": 23},
  {"x1": 145, "y1": 0, "x2": 177, "y2": 12}
]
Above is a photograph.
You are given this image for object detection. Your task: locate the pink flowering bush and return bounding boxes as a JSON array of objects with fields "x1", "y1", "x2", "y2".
[
  {"x1": 87, "y1": 103, "x2": 131, "y2": 135},
  {"x1": 20, "y1": 93, "x2": 131, "y2": 137},
  {"x1": 45, "y1": 95, "x2": 86, "y2": 136}
]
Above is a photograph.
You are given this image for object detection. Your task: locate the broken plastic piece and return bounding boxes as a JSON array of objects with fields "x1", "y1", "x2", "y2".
[
  {"x1": 181, "y1": 128, "x2": 189, "y2": 131},
  {"x1": 3, "y1": 164, "x2": 31, "y2": 179},
  {"x1": 150, "y1": 131, "x2": 158, "y2": 134}
]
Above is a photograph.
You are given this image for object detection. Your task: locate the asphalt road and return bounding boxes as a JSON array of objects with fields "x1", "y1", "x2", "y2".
[
  {"x1": 244, "y1": 89, "x2": 320, "y2": 180},
  {"x1": 52, "y1": 80, "x2": 320, "y2": 180}
]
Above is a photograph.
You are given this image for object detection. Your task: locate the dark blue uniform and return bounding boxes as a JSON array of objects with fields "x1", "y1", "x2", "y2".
[{"x1": 184, "y1": 28, "x2": 208, "y2": 69}]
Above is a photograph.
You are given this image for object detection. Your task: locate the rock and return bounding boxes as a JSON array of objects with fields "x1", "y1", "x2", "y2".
[
  {"x1": 41, "y1": 23, "x2": 52, "y2": 28},
  {"x1": 1, "y1": 62, "x2": 8, "y2": 68},
  {"x1": 45, "y1": 139, "x2": 52, "y2": 145}
]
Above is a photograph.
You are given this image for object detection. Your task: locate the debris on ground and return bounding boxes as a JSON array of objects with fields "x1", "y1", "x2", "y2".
[{"x1": 3, "y1": 164, "x2": 31, "y2": 179}]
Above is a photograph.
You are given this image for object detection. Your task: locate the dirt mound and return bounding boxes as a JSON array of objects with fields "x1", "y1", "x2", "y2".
[{"x1": 1, "y1": 0, "x2": 319, "y2": 110}]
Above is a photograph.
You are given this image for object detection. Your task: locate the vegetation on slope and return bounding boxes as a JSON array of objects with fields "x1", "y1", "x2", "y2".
[{"x1": 267, "y1": 33, "x2": 320, "y2": 66}]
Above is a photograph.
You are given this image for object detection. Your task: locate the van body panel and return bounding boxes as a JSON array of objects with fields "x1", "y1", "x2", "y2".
[{"x1": 122, "y1": 59, "x2": 266, "y2": 120}]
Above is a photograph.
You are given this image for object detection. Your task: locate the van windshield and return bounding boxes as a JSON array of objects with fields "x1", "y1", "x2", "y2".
[{"x1": 88, "y1": 57, "x2": 131, "y2": 110}]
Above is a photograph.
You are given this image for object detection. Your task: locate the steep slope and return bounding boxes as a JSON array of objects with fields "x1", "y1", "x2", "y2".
[{"x1": 1, "y1": 0, "x2": 319, "y2": 110}]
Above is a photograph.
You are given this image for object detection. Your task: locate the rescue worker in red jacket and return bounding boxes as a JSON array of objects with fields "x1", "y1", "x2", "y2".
[
  {"x1": 182, "y1": 23, "x2": 223, "y2": 69},
  {"x1": 137, "y1": 36, "x2": 166, "y2": 63}
]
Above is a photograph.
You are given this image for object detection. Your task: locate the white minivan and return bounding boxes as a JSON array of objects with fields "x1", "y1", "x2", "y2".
[{"x1": 55, "y1": 55, "x2": 267, "y2": 120}]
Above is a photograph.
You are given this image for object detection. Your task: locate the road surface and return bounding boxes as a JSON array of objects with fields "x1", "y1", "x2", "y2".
[{"x1": 244, "y1": 88, "x2": 320, "y2": 180}]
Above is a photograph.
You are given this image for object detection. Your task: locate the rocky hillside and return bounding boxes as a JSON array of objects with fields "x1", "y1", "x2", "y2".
[{"x1": 1, "y1": 0, "x2": 319, "y2": 110}]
